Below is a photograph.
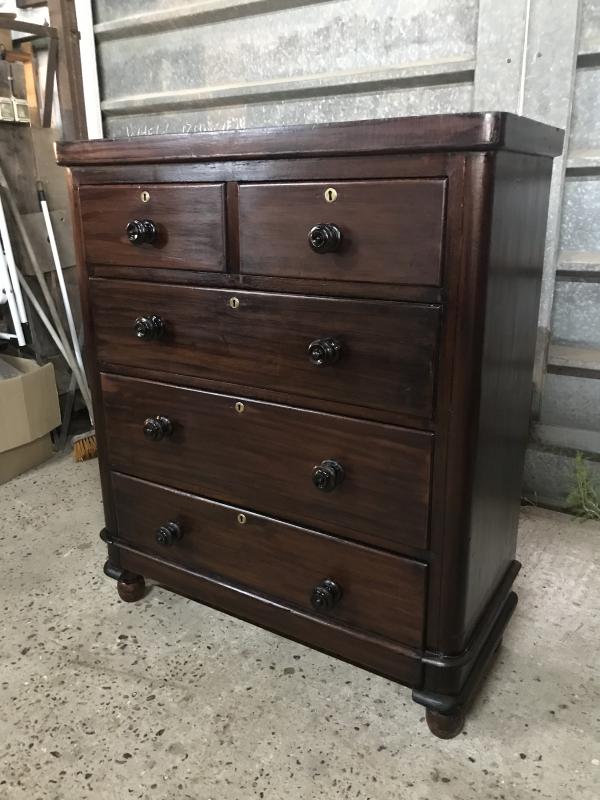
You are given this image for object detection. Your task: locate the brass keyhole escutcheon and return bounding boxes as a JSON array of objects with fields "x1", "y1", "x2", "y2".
[
  {"x1": 235, "y1": 401, "x2": 245, "y2": 413},
  {"x1": 140, "y1": 190, "x2": 151, "y2": 203},
  {"x1": 324, "y1": 187, "x2": 337, "y2": 203},
  {"x1": 229, "y1": 297, "x2": 240, "y2": 309},
  {"x1": 237, "y1": 513, "x2": 247, "y2": 525}
]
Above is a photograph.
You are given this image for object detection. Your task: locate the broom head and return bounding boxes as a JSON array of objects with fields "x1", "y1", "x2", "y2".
[{"x1": 72, "y1": 430, "x2": 97, "y2": 462}]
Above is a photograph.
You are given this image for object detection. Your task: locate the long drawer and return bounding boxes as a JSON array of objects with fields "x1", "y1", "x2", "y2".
[
  {"x1": 91, "y1": 280, "x2": 440, "y2": 420},
  {"x1": 112, "y1": 473, "x2": 427, "y2": 648},
  {"x1": 101, "y1": 374, "x2": 433, "y2": 553},
  {"x1": 238, "y1": 179, "x2": 446, "y2": 286},
  {"x1": 79, "y1": 183, "x2": 226, "y2": 271}
]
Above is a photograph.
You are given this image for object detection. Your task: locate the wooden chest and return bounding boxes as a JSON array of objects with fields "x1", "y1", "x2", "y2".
[{"x1": 57, "y1": 113, "x2": 563, "y2": 738}]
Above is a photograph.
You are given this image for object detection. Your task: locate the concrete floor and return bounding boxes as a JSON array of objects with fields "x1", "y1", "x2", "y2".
[{"x1": 0, "y1": 453, "x2": 598, "y2": 800}]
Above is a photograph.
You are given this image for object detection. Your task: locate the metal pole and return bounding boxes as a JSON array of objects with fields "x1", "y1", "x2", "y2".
[
  {"x1": 0, "y1": 195, "x2": 27, "y2": 323},
  {"x1": 0, "y1": 174, "x2": 72, "y2": 359},
  {"x1": 38, "y1": 185, "x2": 84, "y2": 373},
  {"x1": 0, "y1": 241, "x2": 25, "y2": 346}
]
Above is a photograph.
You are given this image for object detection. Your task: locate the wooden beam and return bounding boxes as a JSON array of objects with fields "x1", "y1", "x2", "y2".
[
  {"x1": 21, "y1": 44, "x2": 42, "y2": 127},
  {"x1": 17, "y1": 0, "x2": 50, "y2": 8},
  {"x1": 0, "y1": 12, "x2": 58, "y2": 39},
  {"x1": 46, "y1": 0, "x2": 87, "y2": 139},
  {"x1": 42, "y1": 34, "x2": 58, "y2": 128}
]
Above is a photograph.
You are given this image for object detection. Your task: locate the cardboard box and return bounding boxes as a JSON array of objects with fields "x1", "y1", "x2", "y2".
[{"x1": 0, "y1": 356, "x2": 61, "y2": 484}]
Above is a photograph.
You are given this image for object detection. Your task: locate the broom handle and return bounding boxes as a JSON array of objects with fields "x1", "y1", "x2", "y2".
[{"x1": 38, "y1": 184, "x2": 85, "y2": 374}]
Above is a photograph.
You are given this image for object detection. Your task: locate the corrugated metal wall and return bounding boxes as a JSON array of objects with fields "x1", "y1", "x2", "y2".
[
  {"x1": 90, "y1": 0, "x2": 599, "y2": 508},
  {"x1": 525, "y1": 0, "x2": 600, "y2": 506},
  {"x1": 93, "y1": 0, "x2": 478, "y2": 136}
]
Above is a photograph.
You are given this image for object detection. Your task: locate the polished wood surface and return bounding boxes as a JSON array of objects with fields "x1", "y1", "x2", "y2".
[
  {"x1": 79, "y1": 183, "x2": 226, "y2": 270},
  {"x1": 239, "y1": 179, "x2": 445, "y2": 286},
  {"x1": 56, "y1": 112, "x2": 564, "y2": 166},
  {"x1": 102, "y1": 374, "x2": 433, "y2": 553},
  {"x1": 112, "y1": 472, "x2": 427, "y2": 647},
  {"x1": 424, "y1": 151, "x2": 555, "y2": 656},
  {"x1": 90, "y1": 280, "x2": 440, "y2": 420},
  {"x1": 460, "y1": 151, "x2": 553, "y2": 644},
  {"x1": 62, "y1": 113, "x2": 563, "y2": 738}
]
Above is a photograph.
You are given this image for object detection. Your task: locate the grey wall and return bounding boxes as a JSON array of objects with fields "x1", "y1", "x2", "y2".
[
  {"x1": 91, "y1": 0, "x2": 600, "y2": 508},
  {"x1": 93, "y1": 0, "x2": 478, "y2": 136}
]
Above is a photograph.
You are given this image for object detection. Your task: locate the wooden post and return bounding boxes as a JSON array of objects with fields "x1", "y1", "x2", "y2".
[{"x1": 47, "y1": 0, "x2": 87, "y2": 140}]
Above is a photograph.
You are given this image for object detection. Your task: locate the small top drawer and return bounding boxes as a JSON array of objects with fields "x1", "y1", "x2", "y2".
[
  {"x1": 238, "y1": 179, "x2": 446, "y2": 286},
  {"x1": 78, "y1": 183, "x2": 226, "y2": 271}
]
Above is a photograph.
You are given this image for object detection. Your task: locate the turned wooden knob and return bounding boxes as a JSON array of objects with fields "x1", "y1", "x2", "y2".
[
  {"x1": 308, "y1": 223, "x2": 342, "y2": 253},
  {"x1": 155, "y1": 521, "x2": 182, "y2": 546},
  {"x1": 143, "y1": 415, "x2": 173, "y2": 441},
  {"x1": 134, "y1": 314, "x2": 165, "y2": 340},
  {"x1": 126, "y1": 218, "x2": 157, "y2": 245},
  {"x1": 310, "y1": 578, "x2": 342, "y2": 611},
  {"x1": 308, "y1": 337, "x2": 342, "y2": 366},
  {"x1": 312, "y1": 459, "x2": 344, "y2": 492}
]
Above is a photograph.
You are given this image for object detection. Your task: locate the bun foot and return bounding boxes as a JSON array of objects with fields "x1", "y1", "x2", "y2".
[
  {"x1": 117, "y1": 575, "x2": 145, "y2": 603},
  {"x1": 426, "y1": 708, "x2": 465, "y2": 739}
]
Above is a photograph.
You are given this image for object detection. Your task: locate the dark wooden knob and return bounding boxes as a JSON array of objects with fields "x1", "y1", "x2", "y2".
[
  {"x1": 155, "y1": 521, "x2": 182, "y2": 546},
  {"x1": 308, "y1": 223, "x2": 342, "y2": 253},
  {"x1": 143, "y1": 415, "x2": 173, "y2": 441},
  {"x1": 312, "y1": 459, "x2": 344, "y2": 492},
  {"x1": 310, "y1": 578, "x2": 342, "y2": 611},
  {"x1": 126, "y1": 218, "x2": 157, "y2": 245},
  {"x1": 308, "y1": 337, "x2": 342, "y2": 366},
  {"x1": 134, "y1": 314, "x2": 165, "y2": 341}
]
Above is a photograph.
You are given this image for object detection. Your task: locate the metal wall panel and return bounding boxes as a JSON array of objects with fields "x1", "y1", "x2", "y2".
[
  {"x1": 560, "y1": 177, "x2": 600, "y2": 252},
  {"x1": 105, "y1": 83, "x2": 474, "y2": 138},
  {"x1": 570, "y1": 66, "x2": 600, "y2": 149},
  {"x1": 527, "y1": 0, "x2": 600, "y2": 508},
  {"x1": 541, "y1": 373, "x2": 598, "y2": 431},
  {"x1": 552, "y1": 282, "x2": 600, "y2": 346},
  {"x1": 93, "y1": 0, "x2": 478, "y2": 135}
]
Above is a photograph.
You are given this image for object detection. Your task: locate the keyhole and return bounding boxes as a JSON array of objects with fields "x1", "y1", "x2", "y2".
[
  {"x1": 140, "y1": 190, "x2": 150, "y2": 203},
  {"x1": 324, "y1": 187, "x2": 337, "y2": 203}
]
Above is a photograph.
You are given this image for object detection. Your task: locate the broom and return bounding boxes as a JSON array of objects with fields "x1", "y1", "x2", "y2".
[{"x1": 71, "y1": 428, "x2": 97, "y2": 461}]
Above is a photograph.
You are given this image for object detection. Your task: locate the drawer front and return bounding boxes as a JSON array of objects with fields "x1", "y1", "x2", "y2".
[
  {"x1": 79, "y1": 183, "x2": 226, "y2": 270},
  {"x1": 102, "y1": 375, "x2": 433, "y2": 552},
  {"x1": 91, "y1": 280, "x2": 440, "y2": 420},
  {"x1": 112, "y1": 473, "x2": 427, "y2": 647},
  {"x1": 238, "y1": 179, "x2": 446, "y2": 286}
]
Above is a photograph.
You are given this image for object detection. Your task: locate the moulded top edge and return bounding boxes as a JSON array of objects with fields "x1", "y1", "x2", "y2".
[{"x1": 55, "y1": 112, "x2": 564, "y2": 167}]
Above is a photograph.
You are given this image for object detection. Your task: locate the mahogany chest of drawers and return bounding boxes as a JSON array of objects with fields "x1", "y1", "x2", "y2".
[{"x1": 57, "y1": 113, "x2": 563, "y2": 738}]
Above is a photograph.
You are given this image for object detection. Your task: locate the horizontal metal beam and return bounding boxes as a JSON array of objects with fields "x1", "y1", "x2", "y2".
[
  {"x1": 94, "y1": 0, "x2": 336, "y2": 41},
  {"x1": 532, "y1": 423, "x2": 600, "y2": 455},
  {"x1": 566, "y1": 148, "x2": 600, "y2": 174},
  {"x1": 557, "y1": 250, "x2": 600, "y2": 281},
  {"x1": 547, "y1": 343, "x2": 600, "y2": 378},
  {"x1": 100, "y1": 57, "x2": 475, "y2": 117}
]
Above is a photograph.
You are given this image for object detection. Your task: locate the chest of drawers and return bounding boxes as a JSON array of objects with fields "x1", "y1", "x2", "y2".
[{"x1": 57, "y1": 113, "x2": 563, "y2": 738}]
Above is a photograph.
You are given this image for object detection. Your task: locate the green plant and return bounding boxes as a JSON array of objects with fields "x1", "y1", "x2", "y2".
[{"x1": 566, "y1": 452, "x2": 600, "y2": 521}]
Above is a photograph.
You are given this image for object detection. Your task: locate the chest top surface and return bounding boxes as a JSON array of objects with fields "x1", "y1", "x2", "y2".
[{"x1": 56, "y1": 111, "x2": 563, "y2": 166}]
